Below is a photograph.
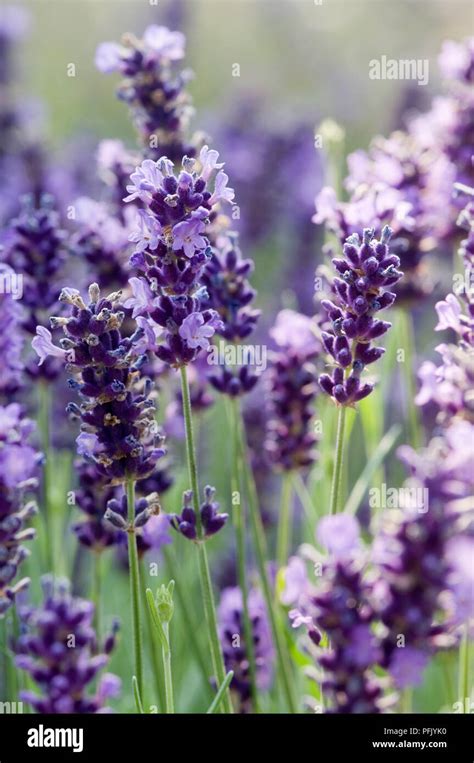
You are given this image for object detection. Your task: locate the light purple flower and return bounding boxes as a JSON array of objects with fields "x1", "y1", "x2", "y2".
[
  {"x1": 210, "y1": 171, "x2": 235, "y2": 205},
  {"x1": 76, "y1": 432, "x2": 99, "y2": 459},
  {"x1": 124, "y1": 277, "x2": 156, "y2": 318},
  {"x1": 141, "y1": 513, "x2": 173, "y2": 550},
  {"x1": 270, "y1": 309, "x2": 319, "y2": 354},
  {"x1": 199, "y1": 145, "x2": 224, "y2": 181},
  {"x1": 135, "y1": 316, "x2": 163, "y2": 354},
  {"x1": 389, "y1": 647, "x2": 428, "y2": 689},
  {"x1": 178, "y1": 312, "x2": 221, "y2": 350},
  {"x1": 281, "y1": 557, "x2": 308, "y2": 606},
  {"x1": 95, "y1": 42, "x2": 123, "y2": 73},
  {"x1": 435, "y1": 293, "x2": 462, "y2": 334},
  {"x1": 129, "y1": 210, "x2": 162, "y2": 253},
  {"x1": 143, "y1": 25, "x2": 185, "y2": 61},
  {"x1": 288, "y1": 608, "x2": 314, "y2": 629},
  {"x1": 124, "y1": 160, "x2": 163, "y2": 203},
  {"x1": 32, "y1": 326, "x2": 72, "y2": 367},
  {"x1": 345, "y1": 624, "x2": 382, "y2": 669},
  {"x1": 317, "y1": 515, "x2": 360, "y2": 557},
  {"x1": 172, "y1": 216, "x2": 206, "y2": 258}
]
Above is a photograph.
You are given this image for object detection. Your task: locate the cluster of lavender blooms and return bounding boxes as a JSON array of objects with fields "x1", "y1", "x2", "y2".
[
  {"x1": 318, "y1": 226, "x2": 403, "y2": 405},
  {"x1": 3, "y1": 194, "x2": 69, "y2": 380},
  {"x1": 32, "y1": 283, "x2": 166, "y2": 486},
  {"x1": 71, "y1": 197, "x2": 135, "y2": 291},
  {"x1": 409, "y1": 39, "x2": 474, "y2": 210},
  {"x1": 105, "y1": 491, "x2": 172, "y2": 556},
  {"x1": 0, "y1": 264, "x2": 24, "y2": 395},
  {"x1": 96, "y1": 26, "x2": 199, "y2": 162},
  {"x1": 416, "y1": 185, "x2": 474, "y2": 423},
  {"x1": 169, "y1": 486, "x2": 228, "y2": 541},
  {"x1": 285, "y1": 516, "x2": 390, "y2": 713},
  {"x1": 15, "y1": 575, "x2": 121, "y2": 713},
  {"x1": 372, "y1": 422, "x2": 474, "y2": 687},
  {"x1": 265, "y1": 310, "x2": 320, "y2": 471},
  {"x1": 218, "y1": 585, "x2": 274, "y2": 713},
  {"x1": 124, "y1": 148, "x2": 233, "y2": 367},
  {"x1": 204, "y1": 233, "x2": 262, "y2": 397},
  {"x1": 0, "y1": 404, "x2": 40, "y2": 615}
]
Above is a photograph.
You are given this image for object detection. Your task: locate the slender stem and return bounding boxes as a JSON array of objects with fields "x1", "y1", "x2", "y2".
[
  {"x1": 329, "y1": 405, "x2": 347, "y2": 515},
  {"x1": 163, "y1": 548, "x2": 211, "y2": 693},
  {"x1": 179, "y1": 365, "x2": 233, "y2": 714},
  {"x1": 229, "y1": 398, "x2": 259, "y2": 712},
  {"x1": 458, "y1": 622, "x2": 471, "y2": 713},
  {"x1": 162, "y1": 621, "x2": 174, "y2": 714},
  {"x1": 126, "y1": 479, "x2": 143, "y2": 701},
  {"x1": 398, "y1": 309, "x2": 422, "y2": 450},
  {"x1": 141, "y1": 562, "x2": 165, "y2": 712},
  {"x1": 277, "y1": 472, "x2": 293, "y2": 568},
  {"x1": 235, "y1": 404, "x2": 298, "y2": 713}
]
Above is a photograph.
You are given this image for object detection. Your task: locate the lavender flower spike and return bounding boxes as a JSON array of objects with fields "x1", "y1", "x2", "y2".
[
  {"x1": 15, "y1": 575, "x2": 121, "y2": 713},
  {"x1": 169, "y1": 485, "x2": 228, "y2": 541},
  {"x1": 0, "y1": 403, "x2": 40, "y2": 615},
  {"x1": 32, "y1": 283, "x2": 167, "y2": 484},
  {"x1": 318, "y1": 226, "x2": 403, "y2": 405}
]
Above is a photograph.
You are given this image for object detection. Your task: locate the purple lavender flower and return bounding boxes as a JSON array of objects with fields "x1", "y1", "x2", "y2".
[
  {"x1": 293, "y1": 515, "x2": 387, "y2": 713},
  {"x1": 169, "y1": 485, "x2": 228, "y2": 541},
  {"x1": 71, "y1": 197, "x2": 133, "y2": 290},
  {"x1": 3, "y1": 193, "x2": 69, "y2": 381},
  {"x1": 218, "y1": 585, "x2": 274, "y2": 712},
  {"x1": 0, "y1": 264, "x2": 24, "y2": 395},
  {"x1": 318, "y1": 226, "x2": 403, "y2": 406},
  {"x1": 372, "y1": 421, "x2": 474, "y2": 682},
  {"x1": 0, "y1": 403, "x2": 40, "y2": 615},
  {"x1": 104, "y1": 490, "x2": 167, "y2": 556},
  {"x1": 15, "y1": 575, "x2": 121, "y2": 713},
  {"x1": 265, "y1": 310, "x2": 320, "y2": 471},
  {"x1": 96, "y1": 26, "x2": 198, "y2": 162},
  {"x1": 72, "y1": 461, "x2": 119, "y2": 551},
  {"x1": 32, "y1": 284, "x2": 166, "y2": 484},
  {"x1": 125, "y1": 150, "x2": 234, "y2": 367}
]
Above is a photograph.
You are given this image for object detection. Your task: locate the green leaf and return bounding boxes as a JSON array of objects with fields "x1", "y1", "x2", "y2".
[
  {"x1": 132, "y1": 675, "x2": 145, "y2": 714},
  {"x1": 344, "y1": 424, "x2": 401, "y2": 516},
  {"x1": 206, "y1": 671, "x2": 234, "y2": 714}
]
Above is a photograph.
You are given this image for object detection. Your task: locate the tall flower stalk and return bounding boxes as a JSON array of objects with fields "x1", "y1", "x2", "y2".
[
  {"x1": 179, "y1": 365, "x2": 233, "y2": 713},
  {"x1": 318, "y1": 226, "x2": 403, "y2": 514}
]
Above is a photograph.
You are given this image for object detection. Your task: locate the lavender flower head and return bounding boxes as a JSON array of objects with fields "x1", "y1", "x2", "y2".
[
  {"x1": 265, "y1": 310, "x2": 320, "y2": 471},
  {"x1": 169, "y1": 485, "x2": 228, "y2": 541},
  {"x1": 291, "y1": 515, "x2": 388, "y2": 713},
  {"x1": 15, "y1": 575, "x2": 121, "y2": 713},
  {"x1": 0, "y1": 403, "x2": 40, "y2": 615},
  {"x1": 96, "y1": 26, "x2": 199, "y2": 161},
  {"x1": 0, "y1": 263, "x2": 24, "y2": 395},
  {"x1": 124, "y1": 148, "x2": 234, "y2": 366},
  {"x1": 318, "y1": 226, "x2": 403, "y2": 406},
  {"x1": 32, "y1": 283, "x2": 166, "y2": 484},
  {"x1": 218, "y1": 585, "x2": 274, "y2": 712},
  {"x1": 372, "y1": 421, "x2": 474, "y2": 687}
]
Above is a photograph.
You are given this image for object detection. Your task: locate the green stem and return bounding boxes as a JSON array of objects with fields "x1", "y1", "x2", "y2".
[
  {"x1": 179, "y1": 365, "x2": 233, "y2": 714},
  {"x1": 206, "y1": 671, "x2": 234, "y2": 714},
  {"x1": 458, "y1": 623, "x2": 471, "y2": 713},
  {"x1": 229, "y1": 398, "x2": 259, "y2": 712},
  {"x1": 401, "y1": 687, "x2": 412, "y2": 714},
  {"x1": 329, "y1": 405, "x2": 347, "y2": 515},
  {"x1": 141, "y1": 562, "x2": 165, "y2": 712},
  {"x1": 235, "y1": 404, "x2": 298, "y2": 713},
  {"x1": 162, "y1": 621, "x2": 174, "y2": 714},
  {"x1": 163, "y1": 548, "x2": 211, "y2": 693},
  {"x1": 277, "y1": 472, "x2": 293, "y2": 568},
  {"x1": 398, "y1": 309, "x2": 422, "y2": 450},
  {"x1": 126, "y1": 480, "x2": 143, "y2": 701}
]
